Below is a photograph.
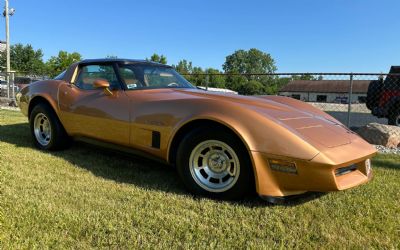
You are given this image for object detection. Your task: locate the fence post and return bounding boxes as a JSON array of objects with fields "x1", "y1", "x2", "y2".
[
  {"x1": 11, "y1": 72, "x2": 15, "y2": 100},
  {"x1": 205, "y1": 74, "x2": 209, "y2": 91},
  {"x1": 6, "y1": 72, "x2": 10, "y2": 99},
  {"x1": 347, "y1": 73, "x2": 354, "y2": 127}
]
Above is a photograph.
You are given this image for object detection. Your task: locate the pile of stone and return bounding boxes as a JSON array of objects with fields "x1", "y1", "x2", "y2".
[
  {"x1": 373, "y1": 145, "x2": 400, "y2": 155},
  {"x1": 357, "y1": 123, "x2": 400, "y2": 154}
]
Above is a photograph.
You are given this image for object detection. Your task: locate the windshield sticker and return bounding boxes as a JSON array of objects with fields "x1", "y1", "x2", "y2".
[{"x1": 127, "y1": 84, "x2": 137, "y2": 89}]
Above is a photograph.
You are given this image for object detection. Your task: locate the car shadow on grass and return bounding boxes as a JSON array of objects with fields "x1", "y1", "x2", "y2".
[
  {"x1": 371, "y1": 158, "x2": 400, "y2": 170},
  {"x1": 1, "y1": 122, "x2": 335, "y2": 206}
]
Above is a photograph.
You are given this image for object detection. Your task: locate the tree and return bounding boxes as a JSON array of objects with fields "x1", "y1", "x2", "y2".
[
  {"x1": 172, "y1": 60, "x2": 226, "y2": 87},
  {"x1": 223, "y1": 48, "x2": 277, "y2": 75},
  {"x1": 222, "y1": 48, "x2": 278, "y2": 95},
  {"x1": 189, "y1": 66, "x2": 207, "y2": 86},
  {"x1": 0, "y1": 43, "x2": 45, "y2": 75},
  {"x1": 237, "y1": 80, "x2": 265, "y2": 95},
  {"x1": 46, "y1": 51, "x2": 82, "y2": 77},
  {"x1": 173, "y1": 60, "x2": 205, "y2": 86},
  {"x1": 173, "y1": 59, "x2": 193, "y2": 74},
  {"x1": 264, "y1": 77, "x2": 290, "y2": 95},
  {"x1": 225, "y1": 74, "x2": 248, "y2": 93},
  {"x1": 205, "y1": 68, "x2": 226, "y2": 88},
  {"x1": 291, "y1": 74, "x2": 319, "y2": 81},
  {"x1": 147, "y1": 53, "x2": 167, "y2": 64}
]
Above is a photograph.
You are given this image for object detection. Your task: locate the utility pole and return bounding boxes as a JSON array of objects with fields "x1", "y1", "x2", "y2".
[
  {"x1": 4, "y1": 0, "x2": 15, "y2": 99},
  {"x1": 5, "y1": 0, "x2": 10, "y2": 98}
]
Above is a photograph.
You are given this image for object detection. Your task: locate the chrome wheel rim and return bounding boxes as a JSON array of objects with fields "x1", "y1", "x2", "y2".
[
  {"x1": 33, "y1": 113, "x2": 51, "y2": 146},
  {"x1": 189, "y1": 140, "x2": 240, "y2": 192}
]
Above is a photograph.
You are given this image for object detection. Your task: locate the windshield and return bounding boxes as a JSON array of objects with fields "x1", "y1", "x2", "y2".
[
  {"x1": 54, "y1": 70, "x2": 66, "y2": 80},
  {"x1": 118, "y1": 64, "x2": 194, "y2": 90}
]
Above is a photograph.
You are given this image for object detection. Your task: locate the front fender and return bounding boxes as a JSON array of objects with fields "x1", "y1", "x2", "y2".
[{"x1": 167, "y1": 99, "x2": 320, "y2": 161}]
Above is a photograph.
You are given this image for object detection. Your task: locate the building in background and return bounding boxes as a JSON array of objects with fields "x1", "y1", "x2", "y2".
[{"x1": 278, "y1": 80, "x2": 371, "y2": 103}]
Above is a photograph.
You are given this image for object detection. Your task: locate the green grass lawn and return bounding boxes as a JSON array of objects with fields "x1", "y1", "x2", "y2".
[{"x1": 1, "y1": 109, "x2": 399, "y2": 249}]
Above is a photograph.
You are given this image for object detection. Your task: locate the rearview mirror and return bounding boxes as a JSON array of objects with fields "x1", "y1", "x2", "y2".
[{"x1": 93, "y1": 79, "x2": 113, "y2": 96}]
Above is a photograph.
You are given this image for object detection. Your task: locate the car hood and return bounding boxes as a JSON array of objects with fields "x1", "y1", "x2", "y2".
[{"x1": 178, "y1": 89, "x2": 354, "y2": 148}]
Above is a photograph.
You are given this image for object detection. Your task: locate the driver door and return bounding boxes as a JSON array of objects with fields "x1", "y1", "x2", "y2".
[{"x1": 58, "y1": 63, "x2": 130, "y2": 146}]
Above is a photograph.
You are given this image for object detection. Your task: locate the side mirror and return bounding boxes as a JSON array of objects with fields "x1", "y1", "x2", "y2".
[{"x1": 93, "y1": 79, "x2": 113, "y2": 96}]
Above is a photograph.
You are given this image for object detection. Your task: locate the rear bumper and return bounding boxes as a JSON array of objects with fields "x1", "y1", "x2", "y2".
[{"x1": 251, "y1": 144, "x2": 376, "y2": 197}]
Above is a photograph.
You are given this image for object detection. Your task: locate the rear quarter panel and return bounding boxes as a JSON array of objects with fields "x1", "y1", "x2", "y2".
[{"x1": 18, "y1": 80, "x2": 63, "y2": 117}]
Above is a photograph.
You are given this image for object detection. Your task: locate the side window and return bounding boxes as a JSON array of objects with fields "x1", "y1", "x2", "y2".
[
  {"x1": 143, "y1": 68, "x2": 178, "y2": 88},
  {"x1": 119, "y1": 67, "x2": 143, "y2": 90},
  {"x1": 118, "y1": 64, "x2": 193, "y2": 90},
  {"x1": 75, "y1": 64, "x2": 120, "y2": 90}
]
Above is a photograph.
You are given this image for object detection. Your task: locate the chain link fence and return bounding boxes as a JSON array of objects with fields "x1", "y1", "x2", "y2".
[
  {"x1": 0, "y1": 72, "x2": 47, "y2": 101},
  {"x1": 1, "y1": 71, "x2": 399, "y2": 129},
  {"x1": 183, "y1": 72, "x2": 400, "y2": 128},
  {"x1": 275, "y1": 73, "x2": 390, "y2": 128}
]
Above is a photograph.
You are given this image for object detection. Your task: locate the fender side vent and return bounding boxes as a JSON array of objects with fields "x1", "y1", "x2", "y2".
[{"x1": 152, "y1": 131, "x2": 161, "y2": 149}]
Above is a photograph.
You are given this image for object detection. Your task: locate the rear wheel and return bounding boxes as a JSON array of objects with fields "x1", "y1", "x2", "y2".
[
  {"x1": 176, "y1": 127, "x2": 253, "y2": 200},
  {"x1": 29, "y1": 103, "x2": 70, "y2": 150}
]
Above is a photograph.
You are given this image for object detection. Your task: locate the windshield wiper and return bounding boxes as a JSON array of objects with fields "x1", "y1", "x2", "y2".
[{"x1": 196, "y1": 86, "x2": 207, "y2": 91}]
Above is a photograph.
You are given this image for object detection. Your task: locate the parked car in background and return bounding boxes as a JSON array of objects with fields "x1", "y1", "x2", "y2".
[
  {"x1": 16, "y1": 59, "x2": 376, "y2": 202},
  {"x1": 0, "y1": 80, "x2": 6, "y2": 94},
  {"x1": 15, "y1": 76, "x2": 43, "y2": 90},
  {"x1": 0, "y1": 77, "x2": 43, "y2": 97},
  {"x1": 366, "y1": 66, "x2": 400, "y2": 126},
  {"x1": 333, "y1": 96, "x2": 349, "y2": 104},
  {"x1": 0, "y1": 80, "x2": 19, "y2": 96}
]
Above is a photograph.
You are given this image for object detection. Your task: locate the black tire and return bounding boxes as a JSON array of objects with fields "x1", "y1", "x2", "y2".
[
  {"x1": 388, "y1": 108, "x2": 400, "y2": 126},
  {"x1": 366, "y1": 80, "x2": 382, "y2": 111},
  {"x1": 29, "y1": 103, "x2": 71, "y2": 150},
  {"x1": 176, "y1": 127, "x2": 254, "y2": 200}
]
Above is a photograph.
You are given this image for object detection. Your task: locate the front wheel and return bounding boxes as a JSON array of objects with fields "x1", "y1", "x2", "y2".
[{"x1": 176, "y1": 127, "x2": 254, "y2": 200}]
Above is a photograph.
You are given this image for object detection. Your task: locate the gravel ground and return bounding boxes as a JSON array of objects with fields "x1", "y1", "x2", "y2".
[
  {"x1": 310, "y1": 102, "x2": 372, "y2": 113},
  {"x1": 310, "y1": 102, "x2": 388, "y2": 127},
  {"x1": 374, "y1": 145, "x2": 400, "y2": 155},
  {"x1": 0, "y1": 106, "x2": 19, "y2": 111}
]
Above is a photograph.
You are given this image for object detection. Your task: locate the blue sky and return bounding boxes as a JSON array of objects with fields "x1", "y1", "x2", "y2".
[{"x1": 4, "y1": 0, "x2": 400, "y2": 72}]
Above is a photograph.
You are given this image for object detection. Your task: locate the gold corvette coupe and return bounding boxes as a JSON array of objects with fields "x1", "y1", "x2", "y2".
[{"x1": 16, "y1": 59, "x2": 376, "y2": 201}]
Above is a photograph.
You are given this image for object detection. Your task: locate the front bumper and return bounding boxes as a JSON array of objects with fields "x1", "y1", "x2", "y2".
[{"x1": 251, "y1": 142, "x2": 376, "y2": 197}]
